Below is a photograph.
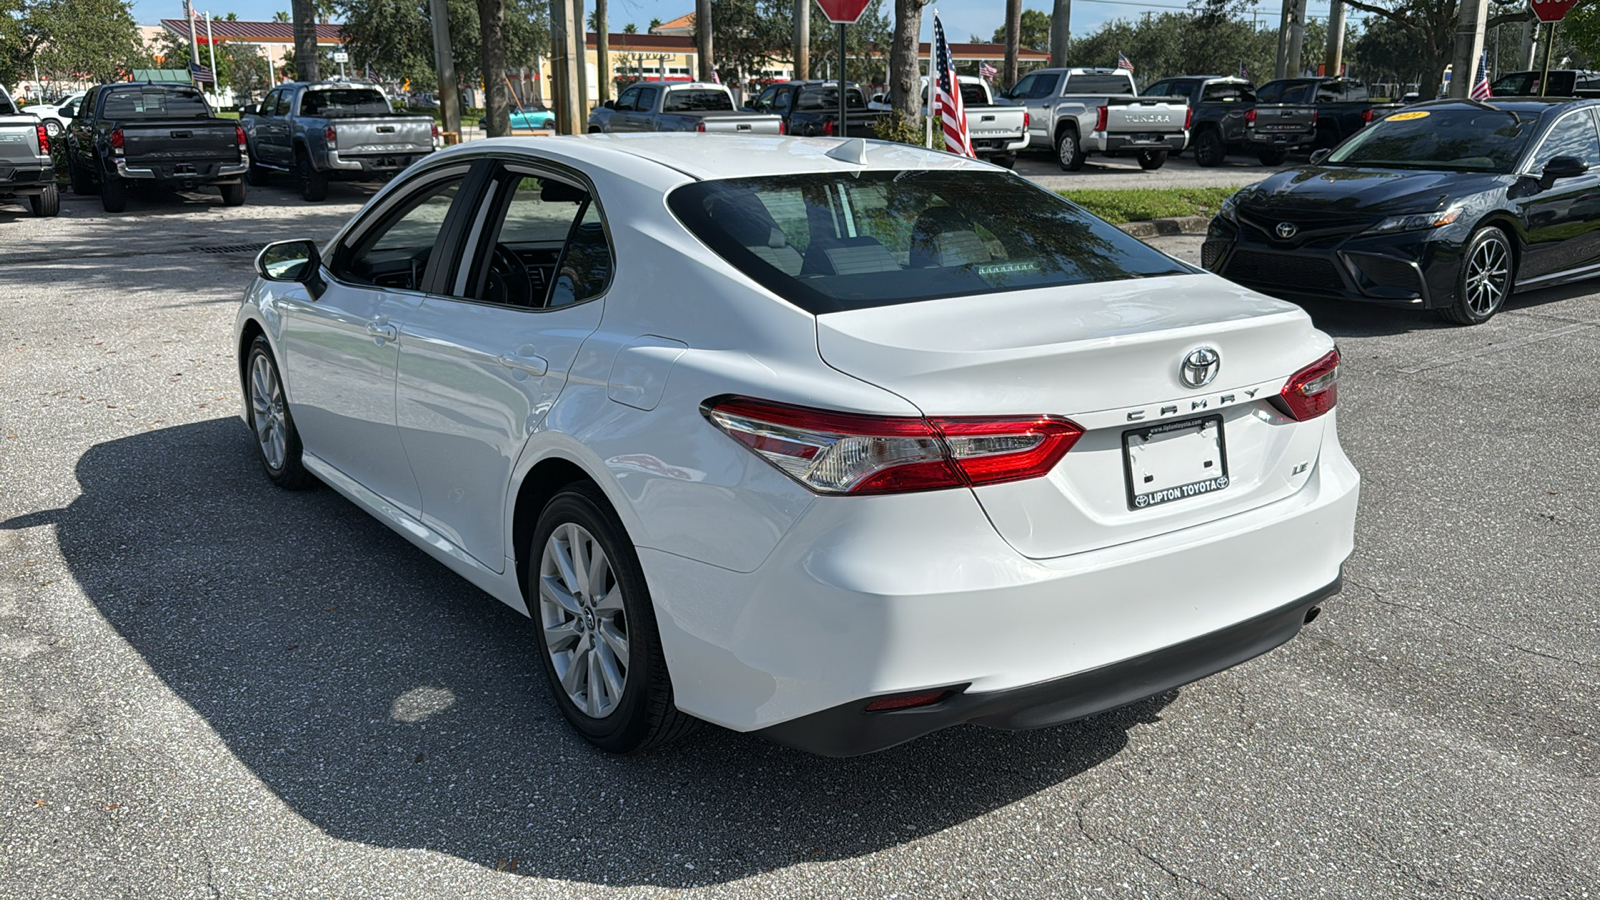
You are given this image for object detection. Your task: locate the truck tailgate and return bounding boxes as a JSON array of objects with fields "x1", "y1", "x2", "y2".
[
  {"x1": 122, "y1": 121, "x2": 239, "y2": 165},
  {"x1": 967, "y1": 106, "x2": 1026, "y2": 138},
  {"x1": 1104, "y1": 101, "x2": 1187, "y2": 133},
  {"x1": 0, "y1": 118, "x2": 46, "y2": 177},
  {"x1": 1251, "y1": 104, "x2": 1316, "y2": 132},
  {"x1": 695, "y1": 113, "x2": 784, "y2": 134},
  {"x1": 330, "y1": 118, "x2": 433, "y2": 156}
]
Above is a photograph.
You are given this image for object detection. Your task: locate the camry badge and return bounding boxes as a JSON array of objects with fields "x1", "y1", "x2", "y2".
[
  {"x1": 1180, "y1": 347, "x2": 1222, "y2": 389},
  {"x1": 1275, "y1": 221, "x2": 1298, "y2": 239}
]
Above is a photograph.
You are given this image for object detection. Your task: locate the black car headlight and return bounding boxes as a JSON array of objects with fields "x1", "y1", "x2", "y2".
[
  {"x1": 1363, "y1": 206, "x2": 1462, "y2": 235},
  {"x1": 1217, "y1": 193, "x2": 1239, "y2": 222}
]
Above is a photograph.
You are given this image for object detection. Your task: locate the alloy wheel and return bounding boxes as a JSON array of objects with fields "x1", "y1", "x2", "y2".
[
  {"x1": 248, "y1": 353, "x2": 287, "y2": 470},
  {"x1": 539, "y1": 522, "x2": 629, "y2": 719},
  {"x1": 1465, "y1": 235, "x2": 1510, "y2": 318}
]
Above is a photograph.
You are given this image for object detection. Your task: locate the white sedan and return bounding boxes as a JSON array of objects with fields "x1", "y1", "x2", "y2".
[{"x1": 235, "y1": 134, "x2": 1359, "y2": 756}]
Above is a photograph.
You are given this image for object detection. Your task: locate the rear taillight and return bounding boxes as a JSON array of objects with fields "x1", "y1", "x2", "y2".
[
  {"x1": 1274, "y1": 348, "x2": 1340, "y2": 421},
  {"x1": 110, "y1": 127, "x2": 124, "y2": 150},
  {"x1": 1184, "y1": 106, "x2": 1193, "y2": 130},
  {"x1": 822, "y1": 118, "x2": 834, "y2": 136},
  {"x1": 695, "y1": 120, "x2": 706, "y2": 132},
  {"x1": 35, "y1": 124, "x2": 49, "y2": 154},
  {"x1": 234, "y1": 124, "x2": 247, "y2": 152},
  {"x1": 702, "y1": 397, "x2": 1082, "y2": 495},
  {"x1": 431, "y1": 123, "x2": 440, "y2": 140},
  {"x1": 1311, "y1": 109, "x2": 1319, "y2": 125},
  {"x1": 1095, "y1": 106, "x2": 1108, "y2": 132},
  {"x1": 1361, "y1": 108, "x2": 1373, "y2": 123},
  {"x1": 324, "y1": 124, "x2": 337, "y2": 147},
  {"x1": 778, "y1": 119, "x2": 787, "y2": 135},
  {"x1": 1245, "y1": 108, "x2": 1257, "y2": 124},
  {"x1": 1023, "y1": 111, "x2": 1030, "y2": 129}
]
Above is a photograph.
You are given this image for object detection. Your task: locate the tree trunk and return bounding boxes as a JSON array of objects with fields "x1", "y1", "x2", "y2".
[
  {"x1": 596, "y1": 0, "x2": 610, "y2": 103},
  {"x1": 794, "y1": 0, "x2": 810, "y2": 81},
  {"x1": 478, "y1": 0, "x2": 509, "y2": 136},
  {"x1": 292, "y1": 0, "x2": 319, "y2": 82},
  {"x1": 1003, "y1": 0, "x2": 1020, "y2": 88},
  {"x1": 696, "y1": 0, "x2": 713, "y2": 82},
  {"x1": 890, "y1": 0, "x2": 930, "y2": 120},
  {"x1": 1050, "y1": 0, "x2": 1071, "y2": 67}
]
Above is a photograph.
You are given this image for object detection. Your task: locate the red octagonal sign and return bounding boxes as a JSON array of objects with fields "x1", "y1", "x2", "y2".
[
  {"x1": 816, "y1": 0, "x2": 872, "y2": 24},
  {"x1": 1530, "y1": 0, "x2": 1579, "y2": 23}
]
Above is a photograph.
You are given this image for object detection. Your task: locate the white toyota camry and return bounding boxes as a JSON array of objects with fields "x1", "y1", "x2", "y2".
[{"x1": 235, "y1": 134, "x2": 1359, "y2": 756}]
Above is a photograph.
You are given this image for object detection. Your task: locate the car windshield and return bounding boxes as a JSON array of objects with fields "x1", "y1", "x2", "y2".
[
  {"x1": 1324, "y1": 107, "x2": 1536, "y2": 172},
  {"x1": 663, "y1": 89, "x2": 733, "y2": 111},
  {"x1": 99, "y1": 86, "x2": 211, "y2": 119},
  {"x1": 300, "y1": 88, "x2": 392, "y2": 117},
  {"x1": 669, "y1": 170, "x2": 1193, "y2": 315},
  {"x1": 1256, "y1": 81, "x2": 1316, "y2": 104}
]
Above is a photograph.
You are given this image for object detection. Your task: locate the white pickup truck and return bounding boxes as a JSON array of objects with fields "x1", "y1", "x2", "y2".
[
  {"x1": 869, "y1": 76, "x2": 1029, "y2": 167},
  {"x1": 999, "y1": 68, "x2": 1190, "y2": 171},
  {"x1": 589, "y1": 82, "x2": 783, "y2": 134}
]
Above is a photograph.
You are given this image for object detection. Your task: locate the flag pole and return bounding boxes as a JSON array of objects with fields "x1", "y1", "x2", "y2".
[
  {"x1": 838, "y1": 22, "x2": 848, "y2": 138},
  {"x1": 186, "y1": 1, "x2": 200, "y2": 67},
  {"x1": 206, "y1": 12, "x2": 219, "y2": 100}
]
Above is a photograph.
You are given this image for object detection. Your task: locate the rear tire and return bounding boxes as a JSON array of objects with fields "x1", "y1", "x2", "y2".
[
  {"x1": 990, "y1": 152, "x2": 1017, "y2": 169},
  {"x1": 529, "y1": 483, "x2": 697, "y2": 754},
  {"x1": 100, "y1": 172, "x2": 127, "y2": 213},
  {"x1": 296, "y1": 150, "x2": 329, "y2": 202},
  {"x1": 1194, "y1": 129, "x2": 1226, "y2": 167},
  {"x1": 1137, "y1": 150, "x2": 1168, "y2": 170},
  {"x1": 220, "y1": 181, "x2": 246, "y2": 207},
  {"x1": 1258, "y1": 148, "x2": 1289, "y2": 166},
  {"x1": 28, "y1": 184, "x2": 60, "y2": 217},
  {"x1": 1056, "y1": 127, "x2": 1084, "y2": 171},
  {"x1": 1439, "y1": 226, "x2": 1513, "y2": 325}
]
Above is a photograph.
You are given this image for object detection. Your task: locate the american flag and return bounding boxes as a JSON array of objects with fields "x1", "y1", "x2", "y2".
[
  {"x1": 1239, "y1": 61, "x2": 1248, "y2": 80},
  {"x1": 1117, "y1": 53, "x2": 1134, "y2": 74},
  {"x1": 188, "y1": 59, "x2": 214, "y2": 86},
  {"x1": 932, "y1": 13, "x2": 974, "y2": 158},
  {"x1": 1470, "y1": 51, "x2": 1493, "y2": 100},
  {"x1": 979, "y1": 61, "x2": 997, "y2": 82}
]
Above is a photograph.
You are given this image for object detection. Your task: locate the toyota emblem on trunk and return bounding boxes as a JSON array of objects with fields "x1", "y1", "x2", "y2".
[
  {"x1": 1275, "y1": 221, "x2": 1298, "y2": 239},
  {"x1": 1180, "y1": 347, "x2": 1221, "y2": 388}
]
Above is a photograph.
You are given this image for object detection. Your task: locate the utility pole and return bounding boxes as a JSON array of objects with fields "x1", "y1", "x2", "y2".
[
  {"x1": 427, "y1": 0, "x2": 459, "y2": 137},
  {"x1": 1324, "y1": 1, "x2": 1345, "y2": 77},
  {"x1": 292, "y1": 0, "x2": 319, "y2": 81},
  {"x1": 696, "y1": 0, "x2": 713, "y2": 82},
  {"x1": 795, "y1": 0, "x2": 810, "y2": 80},
  {"x1": 596, "y1": 0, "x2": 610, "y2": 103},
  {"x1": 1003, "y1": 0, "x2": 1021, "y2": 87},
  {"x1": 1049, "y1": 0, "x2": 1071, "y2": 67},
  {"x1": 1274, "y1": 0, "x2": 1290, "y2": 79},
  {"x1": 1449, "y1": 0, "x2": 1488, "y2": 99},
  {"x1": 1285, "y1": 0, "x2": 1306, "y2": 78},
  {"x1": 574, "y1": 0, "x2": 589, "y2": 113}
]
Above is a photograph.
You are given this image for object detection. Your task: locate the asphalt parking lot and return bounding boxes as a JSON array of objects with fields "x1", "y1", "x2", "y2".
[{"x1": 1, "y1": 175, "x2": 1596, "y2": 898}]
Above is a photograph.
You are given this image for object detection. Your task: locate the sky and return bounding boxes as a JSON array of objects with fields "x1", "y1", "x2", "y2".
[{"x1": 130, "y1": 0, "x2": 1345, "y2": 60}]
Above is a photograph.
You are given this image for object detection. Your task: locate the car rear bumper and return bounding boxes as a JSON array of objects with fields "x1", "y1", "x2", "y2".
[
  {"x1": 115, "y1": 158, "x2": 248, "y2": 183},
  {"x1": 640, "y1": 419, "x2": 1359, "y2": 750},
  {"x1": 1092, "y1": 132, "x2": 1186, "y2": 154},
  {"x1": 1246, "y1": 130, "x2": 1315, "y2": 148},
  {"x1": 0, "y1": 159, "x2": 54, "y2": 194},
  {"x1": 325, "y1": 149, "x2": 429, "y2": 176}
]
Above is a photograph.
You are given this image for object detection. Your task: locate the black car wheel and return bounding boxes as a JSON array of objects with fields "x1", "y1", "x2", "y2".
[
  {"x1": 28, "y1": 183, "x2": 60, "y2": 217},
  {"x1": 100, "y1": 173, "x2": 127, "y2": 213},
  {"x1": 1194, "y1": 129, "x2": 1226, "y2": 167},
  {"x1": 220, "y1": 181, "x2": 246, "y2": 207},
  {"x1": 1137, "y1": 150, "x2": 1167, "y2": 171},
  {"x1": 1056, "y1": 127, "x2": 1084, "y2": 171},
  {"x1": 297, "y1": 150, "x2": 329, "y2": 202},
  {"x1": 1442, "y1": 226, "x2": 1513, "y2": 325}
]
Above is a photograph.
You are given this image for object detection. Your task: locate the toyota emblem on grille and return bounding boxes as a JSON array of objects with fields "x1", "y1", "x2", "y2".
[
  {"x1": 1275, "y1": 221, "x2": 1298, "y2": 239},
  {"x1": 1180, "y1": 347, "x2": 1221, "y2": 388}
]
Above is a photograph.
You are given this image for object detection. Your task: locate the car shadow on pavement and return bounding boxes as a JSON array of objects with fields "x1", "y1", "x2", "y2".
[
  {"x1": 1288, "y1": 282, "x2": 1599, "y2": 338},
  {"x1": 8, "y1": 418, "x2": 1172, "y2": 887}
]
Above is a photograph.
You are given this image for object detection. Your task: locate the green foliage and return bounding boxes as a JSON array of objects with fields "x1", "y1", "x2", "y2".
[
  {"x1": 1058, "y1": 186, "x2": 1242, "y2": 224},
  {"x1": 336, "y1": 0, "x2": 548, "y2": 87},
  {"x1": 152, "y1": 32, "x2": 273, "y2": 101},
  {"x1": 991, "y1": 9, "x2": 1051, "y2": 52},
  {"x1": 2, "y1": 0, "x2": 144, "y2": 86},
  {"x1": 869, "y1": 111, "x2": 943, "y2": 150}
]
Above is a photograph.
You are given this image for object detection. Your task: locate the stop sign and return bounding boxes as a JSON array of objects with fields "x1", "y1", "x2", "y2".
[
  {"x1": 815, "y1": 0, "x2": 872, "y2": 24},
  {"x1": 1530, "y1": 0, "x2": 1580, "y2": 22}
]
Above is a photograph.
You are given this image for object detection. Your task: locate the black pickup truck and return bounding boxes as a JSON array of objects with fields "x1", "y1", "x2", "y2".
[
  {"x1": 746, "y1": 81, "x2": 887, "y2": 137},
  {"x1": 1253, "y1": 78, "x2": 1402, "y2": 150},
  {"x1": 1142, "y1": 76, "x2": 1316, "y2": 166},
  {"x1": 65, "y1": 82, "x2": 249, "y2": 213}
]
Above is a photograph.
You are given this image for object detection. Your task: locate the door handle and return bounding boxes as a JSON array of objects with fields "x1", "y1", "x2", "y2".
[
  {"x1": 499, "y1": 352, "x2": 548, "y2": 376},
  {"x1": 366, "y1": 322, "x2": 398, "y2": 341}
]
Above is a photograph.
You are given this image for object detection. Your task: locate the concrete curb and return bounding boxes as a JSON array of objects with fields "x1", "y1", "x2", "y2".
[{"x1": 1116, "y1": 215, "x2": 1211, "y2": 237}]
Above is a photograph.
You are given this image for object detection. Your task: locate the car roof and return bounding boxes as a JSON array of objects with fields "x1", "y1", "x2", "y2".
[
  {"x1": 435, "y1": 133, "x2": 992, "y2": 182},
  {"x1": 1408, "y1": 97, "x2": 1598, "y2": 116}
]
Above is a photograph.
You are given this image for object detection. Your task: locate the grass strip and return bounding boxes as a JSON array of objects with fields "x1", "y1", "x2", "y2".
[{"x1": 1058, "y1": 186, "x2": 1242, "y2": 224}]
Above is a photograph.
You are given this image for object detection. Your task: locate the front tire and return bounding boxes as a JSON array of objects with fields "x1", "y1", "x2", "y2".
[
  {"x1": 245, "y1": 336, "x2": 315, "y2": 489},
  {"x1": 1440, "y1": 226, "x2": 1513, "y2": 325},
  {"x1": 43, "y1": 119, "x2": 64, "y2": 138},
  {"x1": 28, "y1": 184, "x2": 60, "y2": 217},
  {"x1": 1194, "y1": 129, "x2": 1226, "y2": 167},
  {"x1": 296, "y1": 150, "x2": 329, "y2": 202},
  {"x1": 530, "y1": 484, "x2": 695, "y2": 753},
  {"x1": 1137, "y1": 150, "x2": 1168, "y2": 170},
  {"x1": 99, "y1": 172, "x2": 127, "y2": 213},
  {"x1": 1056, "y1": 127, "x2": 1085, "y2": 171}
]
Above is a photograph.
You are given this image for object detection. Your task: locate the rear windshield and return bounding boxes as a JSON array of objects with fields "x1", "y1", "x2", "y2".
[
  {"x1": 668, "y1": 171, "x2": 1192, "y2": 315},
  {"x1": 0, "y1": 86, "x2": 14, "y2": 116},
  {"x1": 663, "y1": 89, "x2": 733, "y2": 111},
  {"x1": 1255, "y1": 81, "x2": 1315, "y2": 104},
  {"x1": 100, "y1": 86, "x2": 211, "y2": 119},
  {"x1": 1064, "y1": 74, "x2": 1134, "y2": 95},
  {"x1": 1325, "y1": 107, "x2": 1536, "y2": 172},
  {"x1": 299, "y1": 88, "x2": 391, "y2": 117},
  {"x1": 796, "y1": 86, "x2": 867, "y2": 110}
]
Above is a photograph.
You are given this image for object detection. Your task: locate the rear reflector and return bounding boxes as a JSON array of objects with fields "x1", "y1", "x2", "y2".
[
  {"x1": 865, "y1": 690, "x2": 950, "y2": 712},
  {"x1": 702, "y1": 396, "x2": 1082, "y2": 495},
  {"x1": 1273, "y1": 348, "x2": 1340, "y2": 421}
]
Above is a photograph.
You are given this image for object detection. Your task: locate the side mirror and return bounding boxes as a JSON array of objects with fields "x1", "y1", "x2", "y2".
[
  {"x1": 256, "y1": 240, "x2": 324, "y2": 295},
  {"x1": 60, "y1": 104, "x2": 76, "y2": 118},
  {"x1": 602, "y1": 99, "x2": 615, "y2": 110},
  {"x1": 1542, "y1": 155, "x2": 1589, "y2": 186},
  {"x1": 1310, "y1": 148, "x2": 1332, "y2": 165}
]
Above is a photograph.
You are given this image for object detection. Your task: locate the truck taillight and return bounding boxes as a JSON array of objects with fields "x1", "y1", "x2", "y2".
[
  {"x1": 702, "y1": 396, "x2": 1082, "y2": 495},
  {"x1": 324, "y1": 124, "x2": 337, "y2": 147},
  {"x1": 431, "y1": 123, "x2": 440, "y2": 140},
  {"x1": 1184, "y1": 106, "x2": 1193, "y2": 130},
  {"x1": 778, "y1": 119, "x2": 786, "y2": 135},
  {"x1": 1361, "y1": 108, "x2": 1373, "y2": 123},
  {"x1": 822, "y1": 118, "x2": 834, "y2": 136},
  {"x1": 1023, "y1": 111, "x2": 1030, "y2": 129},
  {"x1": 1273, "y1": 348, "x2": 1340, "y2": 421},
  {"x1": 1094, "y1": 106, "x2": 1107, "y2": 132},
  {"x1": 234, "y1": 124, "x2": 247, "y2": 151},
  {"x1": 1312, "y1": 109, "x2": 1319, "y2": 125},
  {"x1": 1245, "y1": 108, "x2": 1257, "y2": 123},
  {"x1": 35, "y1": 124, "x2": 49, "y2": 154},
  {"x1": 695, "y1": 120, "x2": 706, "y2": 132},
  {"x1": 110, "y1": 127, "x2": 124, "y2": 151}
]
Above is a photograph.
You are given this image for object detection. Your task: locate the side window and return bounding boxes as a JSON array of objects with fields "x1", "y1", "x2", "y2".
[
  {"x1": 753, "y1": 85, "x2": 778, "y2": 110},
  {"x1": 332, "y1": 174, "x2": 465, "y2": 291},
  {"x1": 1009, "y1": 74, "x2": 1037, "y2": 99},
  {"x1": 636, "y1": 87, "x2": 659, "y2": 112},
  {"x1": 614, "y1": 87, "x2": 638, "y2": 111},
  {"x1": 78, "y1": 87, "x2": 99, "y2": 120},
  {"x1": 1029, "y1": 74, "x2": 1061, "y2": 99},
  {"x1": 274, "y1": 90, "x2": 294, "y2": 116},
  {"x1": 1530, "y1": 111, "x2": 1600, "y2": 169},
  {"x1": 466, "y1": 173, "x2": 613, "y2": 309},
  {"x1": 774, "y1": 87, "x2": 794, "y2": 111},
  {"x1": 260, "y1": 89, "x2": 280, "y2": 115}
]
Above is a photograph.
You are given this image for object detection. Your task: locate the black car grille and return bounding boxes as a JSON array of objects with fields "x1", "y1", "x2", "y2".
[
  {"x1": 1237, "y1": 209, "x2": 1378, "y2": 246},
  {"x1": 1225, "y1": 249, "x2": 1343, "y2": 288},
  {"x1": 1201, "y1": 240, "x2": 1228, "y2": 270},
  {"x1": 1351, "y1": 255, "x2": 1423, "y2": 292}
]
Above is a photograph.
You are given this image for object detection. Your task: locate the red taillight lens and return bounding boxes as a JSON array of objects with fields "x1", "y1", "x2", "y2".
[
  {"x1": 865, "y1": 690, "x2": 952, "y2": 712},
  {"x1": 1184, "y1": 106, "x2": 1193, "y2": 130},
  {"x1": 324, "y1": 124, "x2": 337, "y2": 147},
  {"x1": 1095, "y1": 105, "x2": 1108, "y2": 132},
  {"x1": 431, "y1": 123, "x2": 440, "y2": 140},
  {"x1": 1245, "y1": 108, "x2": 1257, "y2": 124},
  {"x1": 695, "y1": 120, "x2": 706, "y2": 133},
  {"x1": 702, "y1": 397, "x2": 1082, "y2": 495},
  {"x1": 822, "y1": 118, "x2": 834, "y2": 136},
  {"x1": 234, "y1": 124, "x2": 247, "y2": 150},
  {"x1": 1023, "y1": 111, "x2": 1030, "y2": 129},
  {"x1": 778, "y1": 119, "x2": 787, "y2": 135},
  {"x1": 1361, "y1": 108, "x2": 1373, "y2": 123},
  {"x1": 110, "y1": 127, "x2": 124, "y2": 150},
  {"x1": 1274, "y1": 348, "x2": 1340, "y2": 421},
  {"x1": 35, "y1": 124, "x2": 49, "y2": 154},
  {"x1": 1311, "y1": 109, "x2": 1319, "y2": 125}
]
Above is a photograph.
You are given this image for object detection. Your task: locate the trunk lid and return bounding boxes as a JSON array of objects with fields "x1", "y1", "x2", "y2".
[
  {"x1": 121, "y1": 120, "x2": 239, "y2": 165},
  {"x1": 330, "y1": 117, "x2": 434, "y2": 156},
  {"x1": 814, "y1": 273, "x2": 1336, "y2": 559}
]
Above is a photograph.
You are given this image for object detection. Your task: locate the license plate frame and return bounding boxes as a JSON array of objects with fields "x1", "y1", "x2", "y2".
[{"x1": 1122, "y1": 415, "x2": 1230, "y2": 510}]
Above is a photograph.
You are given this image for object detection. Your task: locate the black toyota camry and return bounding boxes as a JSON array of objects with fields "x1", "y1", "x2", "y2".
[{"x1": 1203, "y1": 98, "x2": 1600, "y2": 324}]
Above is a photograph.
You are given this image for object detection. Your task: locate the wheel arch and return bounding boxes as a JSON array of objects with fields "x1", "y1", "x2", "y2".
[
  {"x1": 1053, "y1": 117, "x2": 1079, "y2": 142},
  {"x1": 237, "y1": 318, "x2": 268, "y2": 402},
  {"x1": 510, "y1": 455, "x2": 603, "y2": 606}
]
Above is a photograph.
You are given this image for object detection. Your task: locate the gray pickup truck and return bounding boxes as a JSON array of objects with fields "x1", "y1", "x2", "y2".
[
  {"x1": 589, "y1": 82, "x2": 783, "y2": 134},
  {"x1": 1001, "y1": 68, "x2": 1190, "y2": 171},
  {"x1": 0, "y1": 85, "x2": 59, "y2": 217},
  {"x1": 241, "y1": 81, "x2": 436, "y2": 201}
]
